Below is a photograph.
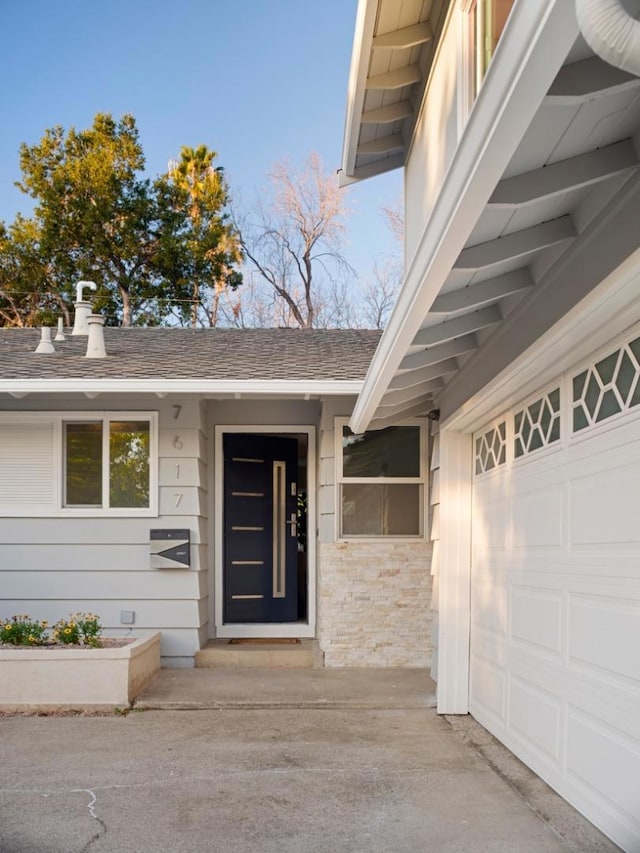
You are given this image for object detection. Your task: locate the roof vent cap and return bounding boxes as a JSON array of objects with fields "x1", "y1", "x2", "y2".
[
  {"x1": 35, "y1": 327, "x2": 55, "y2": 354},
  {"x1": 85, "y1": 314, "x2": 107, "y2": 359},
  {"x1": 54, "y1": 317, "x2": 66, "y2": 342}
]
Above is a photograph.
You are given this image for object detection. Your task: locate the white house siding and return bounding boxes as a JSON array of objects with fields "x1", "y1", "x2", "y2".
[
  {"x1": 404, "y1": 8, "x2": 461, "y2": 267},
  {"x1": 317, "y1": 398, "x2": 433, "y2": 667},
  {"x1": 208, "y1": 398, "x2": 322, "y2": 429},
  {"x1": 0, "y1": 394, "x2": 209, "y2": 666}
]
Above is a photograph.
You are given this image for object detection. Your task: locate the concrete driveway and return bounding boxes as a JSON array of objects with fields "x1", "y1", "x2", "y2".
[{"x1": 0, "y1": 669, "x2": 617, "y2": 853}]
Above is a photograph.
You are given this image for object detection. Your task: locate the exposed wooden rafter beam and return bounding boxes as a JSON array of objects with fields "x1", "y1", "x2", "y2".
[
  {"x1": 369, "y1": 399, "x2": 433, "y2": 430},
  {"x1": 376, "y1": 396, "x2": 432, "y2": 418},
  {"x1": 372, "y1": 22, "x2": 432, "y2": 50},
  {"x1": 489, "y1": 140, "x2": 639, "y2": 206},
  {"x1": 380, "y1": 378, "x2": 445, "y2": 408},
  {"x1": 361, "y1": 100, "x2": 413, "y2": 124},
  {"x1": 339, "y1": 153, "x2": 406, "y2": 186},
  {"x1": 389, "y1": 358, "x2": 460, "y2": 391},
  {"x1": 455, "y1": 216, "x2": 575, "y2": 271},
  {"x1": 357, "y1": 134, "x2": 405, "y2": 155},
  {"x1": 431, "y1": 269, "x2": 533, "y2": 314},
  {"x1": 411, "y1": 305, "x2": 501, "y2": 348},
  {"x1": 399, "y1": 334, "x2": 478, "y2": 371},
  {"x1": 366, "y1": 64, "x2": 422, "y2": 90},
  {"x1": 547, "y1": 56, "x2": 640, "y2": 103}
]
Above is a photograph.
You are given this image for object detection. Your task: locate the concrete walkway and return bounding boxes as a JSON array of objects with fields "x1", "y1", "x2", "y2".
[
  {"x1": 134, "y1": 665, "x2": 437, "y2": 710},
  {"x1": 0, "y1": 668, "x2": 618, "y2": 852}
]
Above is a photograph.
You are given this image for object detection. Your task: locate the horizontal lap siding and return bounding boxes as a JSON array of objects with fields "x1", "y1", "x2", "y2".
[
  {"x1": 0, "y1": 544, "x2": 208, "y2": 572},
  {"x1": 0, "y1": 395, "x2": 209, "y2": 663}
]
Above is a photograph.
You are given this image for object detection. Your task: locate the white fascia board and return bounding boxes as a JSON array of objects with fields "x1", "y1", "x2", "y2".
[
  {"x1": 340, "y1": 0, "x2": 379, "y2": 179},
  {"x1": 0, "y1": 379, "x2": 364, "y2": 397},
  {"x1": 349, "y1": 0, "x2": 579, "y2": 434}
]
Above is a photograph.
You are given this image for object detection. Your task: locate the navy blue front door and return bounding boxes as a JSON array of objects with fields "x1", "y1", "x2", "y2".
[{"x1": 223, "y1": 434, "x2": 299, "y2": 623}]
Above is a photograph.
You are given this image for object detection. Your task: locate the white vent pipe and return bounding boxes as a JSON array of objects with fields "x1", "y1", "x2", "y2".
[
  {"x1": 35, "y1": 327, "x2": 55, "y2": 354},
  {"x1": 76, "y1": 280, "x2": 97, "y2": 303},
  {"x1": 576, "y1": 0, "x2": 640, "y2": 77},
  {"x1": 86, "y1": 314, "x2": 107, "y2": 359},
  {"x1": 54, "y1": 317, "x2": 65, "y2": 341},
  {"x1": 72, "y1": 302, "x2": 92, "y2": 335},
  {"x1": 72, "y1": 281, "x2": 97, "y2": 336}
]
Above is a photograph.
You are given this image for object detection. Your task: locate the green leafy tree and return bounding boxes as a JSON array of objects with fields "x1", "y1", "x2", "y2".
[
  {"x1": 0, "y1": 217, "x2": 71, "y2": 327},
  {"x1": 163, "y1": 145, "x2": 241, "y2": 326},
  {"x1": 16, "y1": 114, "x2": 158, "y2": 326},
  {"x1": 2, "y1": 114, "x2": 241, "y2": 327}
]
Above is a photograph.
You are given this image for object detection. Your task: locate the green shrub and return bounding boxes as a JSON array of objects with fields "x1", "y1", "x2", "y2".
[
  {"x1": 0, "y1": 614, "x2": 48, "y2": 646},
  {"x1": 53, "y1": 612, "x2": 102, "y2": 647}
]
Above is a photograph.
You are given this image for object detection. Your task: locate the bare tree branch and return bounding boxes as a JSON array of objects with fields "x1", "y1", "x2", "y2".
[{"x1": 237, "y1": 152, "x2": 351, "y2": 329}]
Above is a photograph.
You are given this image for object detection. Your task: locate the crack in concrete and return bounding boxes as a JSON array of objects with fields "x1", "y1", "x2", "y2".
[{"x1": 72, "y1": 789, "x2": 107, "y2": 853}]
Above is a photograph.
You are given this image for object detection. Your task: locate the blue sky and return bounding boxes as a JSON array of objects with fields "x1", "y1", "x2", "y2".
[{"x1": 0, "y1": 0, "x2": 401, "y2": 284}]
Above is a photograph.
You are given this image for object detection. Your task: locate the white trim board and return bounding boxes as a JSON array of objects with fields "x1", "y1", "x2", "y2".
[
  {"x1": 211, "y1": 425, "x2": 317, "y2": 639},
  {"x1": 0, "y1": 379, "x2": 363, "y2": 397}
]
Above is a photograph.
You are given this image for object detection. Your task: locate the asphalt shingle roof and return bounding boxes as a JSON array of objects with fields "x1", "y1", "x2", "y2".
[{"x1": 0, "y1": 327, "x2": 381, "y2": 381}]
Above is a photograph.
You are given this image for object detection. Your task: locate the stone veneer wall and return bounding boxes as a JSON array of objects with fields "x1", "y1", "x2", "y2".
[{"x1": 318, "y1": 539, "x2": 433, "y2": 667}]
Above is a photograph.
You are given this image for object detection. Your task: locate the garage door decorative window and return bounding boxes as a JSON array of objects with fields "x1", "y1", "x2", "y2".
[
  {"x1": 514, "y1": 388, "x2": 560, "y2": 458},
  {"x1": 474, "y1": 421, "x2": 506, "y2": 474},
  {"x1": 572, "y1": 336, "x2": 640, "y2": 431}
]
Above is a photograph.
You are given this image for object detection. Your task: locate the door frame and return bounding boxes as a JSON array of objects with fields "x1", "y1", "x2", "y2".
[{"x1": 212, "y1": 424, "x2": 317, "y2": 638}]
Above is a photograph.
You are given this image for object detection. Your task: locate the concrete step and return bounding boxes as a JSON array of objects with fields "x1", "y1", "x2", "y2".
[{"x1": 195, "y1": 639, "x2": 320, "y2": 668}]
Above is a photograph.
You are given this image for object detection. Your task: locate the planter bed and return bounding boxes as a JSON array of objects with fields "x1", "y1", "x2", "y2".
[{"x1": 0, "y1": 633, "x2": 161, "y2": 712}]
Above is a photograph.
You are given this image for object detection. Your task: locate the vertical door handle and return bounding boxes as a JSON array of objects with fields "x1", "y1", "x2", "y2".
[{"x1": 286, "y1": 512, "x2": 297, "y2": 537}]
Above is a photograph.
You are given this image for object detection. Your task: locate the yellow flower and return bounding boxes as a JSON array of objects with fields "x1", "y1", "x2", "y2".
[{"x1": 64, "y1": 628, "x2": 72, "y2": 635}]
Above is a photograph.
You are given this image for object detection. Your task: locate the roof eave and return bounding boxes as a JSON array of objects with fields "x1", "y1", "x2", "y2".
[
  {"x1": 349, "y1": 0, "x2": 579, "y2": 433},
  {"x1": 0, "y1": 379, "x2": 364, "y2": 397},
  {"x1": 340, "y1": 0, "x2": 380, "y2": 183}
]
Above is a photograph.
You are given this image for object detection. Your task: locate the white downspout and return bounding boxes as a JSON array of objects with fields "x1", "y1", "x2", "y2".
[{"x1": 576, "y1": 0, "x2": 640, "y2": 77}]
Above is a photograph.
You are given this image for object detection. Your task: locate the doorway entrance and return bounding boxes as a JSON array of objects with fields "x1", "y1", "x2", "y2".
[{"x1": 213, "y1": 426, "x2": 316, "y2": 638}]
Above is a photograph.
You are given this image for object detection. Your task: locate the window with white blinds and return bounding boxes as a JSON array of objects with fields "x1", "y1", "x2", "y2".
[
  {"x1": 0, "y1": 412, "x2": 157, "y2": 516},
  {"x1": 0, "y1": 419, "x2": 57, "y2": 512}
]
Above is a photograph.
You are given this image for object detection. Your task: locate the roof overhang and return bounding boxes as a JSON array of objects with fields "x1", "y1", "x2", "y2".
[
  {"x1": 0, "y1": 379, "x2": 364, "y2": 398},
  {"x1": 340, "y1": 0, "x2": 451, "y2": 185},
  {"x1": 348, "y1": 0, "x2": 640, "y2": 432}
]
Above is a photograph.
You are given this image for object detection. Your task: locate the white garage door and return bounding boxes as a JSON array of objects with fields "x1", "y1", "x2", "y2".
[{"x1": 470, "y1": 327, "x2": 640, "y2": 851}]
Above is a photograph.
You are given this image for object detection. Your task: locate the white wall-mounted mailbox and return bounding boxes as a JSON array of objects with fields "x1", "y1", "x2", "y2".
[{"x1": 150, "y1": 529, "x2": 190, "y2": 569}]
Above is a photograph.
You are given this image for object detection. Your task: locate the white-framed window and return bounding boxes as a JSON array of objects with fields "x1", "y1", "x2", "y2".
[
  {"x1": 0, "y1": 411, "x2": 158, "y2": 517},
  {"x1": 335, "y1": 418, "x2": 427, "y2": 539},
  {"x1": 63, "y1": 414, "x2": 156, "y2": 511},
  {"x1": 463, "y1": 0, "x2": 515, "y2": 100}
]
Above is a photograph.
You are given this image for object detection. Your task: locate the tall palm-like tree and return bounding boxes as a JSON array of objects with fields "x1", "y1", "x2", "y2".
[{"x1": 167, "y1": 145, "x2": 241, "y2": 326}]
